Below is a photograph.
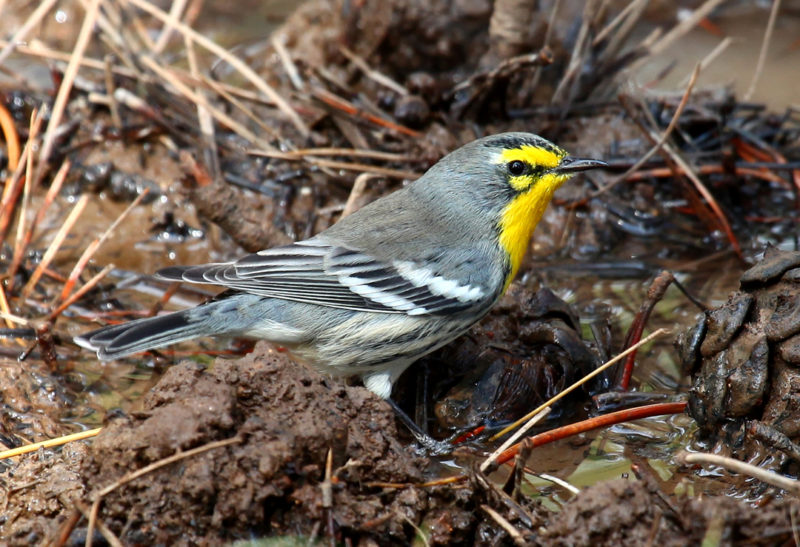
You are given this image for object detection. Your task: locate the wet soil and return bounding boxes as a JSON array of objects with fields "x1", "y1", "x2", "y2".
[
  {"x1": 681, "y1": 247, "x2": 800, "y2": 480},
  {"x1": 2, "y1": 0, "x2": 800, "y2": 545},
  {"x1": 1, "y1": 345, "x2": 492, "y2": 544},
  {"x1": 3, "y1": 343, "x2": 795, "y2": 546},
  {"x1": 82, "y1": 345, "x2": 428, "y2": 544},
  {"x1": 543, "y1": 477, "x2": 796, "y2": 546}
]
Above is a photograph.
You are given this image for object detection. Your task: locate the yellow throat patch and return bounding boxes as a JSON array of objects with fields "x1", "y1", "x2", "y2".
[{"x1": 496, "y1": 145, "x2": 570, "y2": 291}]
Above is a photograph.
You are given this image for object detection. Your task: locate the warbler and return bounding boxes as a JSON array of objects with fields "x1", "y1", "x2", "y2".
[{"x1": 76, "y1": 132, "x2": 605, "y2": 399}]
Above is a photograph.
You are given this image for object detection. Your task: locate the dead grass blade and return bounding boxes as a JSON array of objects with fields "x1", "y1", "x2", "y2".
[
  {"x1": 0, "y1": 156, "x2": 29, "y2": 242},
  {"x1": 593, "y1": 63, "x2": 700, "y2": 197},
  {"x1": 679, "y1": 37, "x2": 732, "y2": 86},
  {"x1": 617, "y1": 92, "x2": 743, "y2": 258},
  {"x1": 272, "y1": 35, "x2": 304, "y2": 91},
  {"x1": 593, "y1": 0, "x2": 645, "y2": 47},
  {"x1": 21, "y1": 194, "x2": 90, "y2": 300},
  {"x1": 311, "y1": 87, "x2": 422, "y2": 138},
  {"x1": 184, "y1": 35, "x2": 219, "y2": 179},
  {"x1": 0, "y1": 108, "x2": 44, "y2": 243},
  {"x1": 481, "y1": 407, "x2": 551, "y2": 473},
  {"x1": 550, "y1": 0, "x2": 599, "y2": 104},
  {"x1": 152, "y1": 0, "x2": 188, "y2": 54},
  {"x1": 676, "y1": 451, "x2": 800, "y2": 496},
  {"x1": 0, "y1": 285, "x2": 14, "y2": 329},
  {"x1": 139, "y1": 55, "x2": 275, "y2": 150},
  {"x1": 58, "y1": 188, "x2": 150, "y2": 304},
  {"x1": 0, "y1": 38, "x2": 133, "y2": 78},
  {"x1": 663, "y1": 143, "x2": 743, "y2": 258},
  {"x1": 341, "y1": 173, "x2": 377, "y2": 218},
  {"x1": 248, "y1": 148, "x2": 420, "y2": 179},
  {"x1": 481, "y1": 505, "x2": 527, "y2": 547},
  {"x1": 0, "y1": 428, "x2": 102, "y2": 461},
  {"x1": 103, "y1": 54, "x2": 123, "y2": 127},
  {"x1": 638, "y1": 0, "x2": 726, "y2": 61},
  {"x1": 6, "y1": 160, "x2": 71, "y2": 292},
  {"x1": 744, "y1": 0, "x2": 782, "y2": 100},
  {"x1": 0, "y1": 0, "x2": 59, "y2": 66},
  {"x1": 37, "y1": 0, "x2": 101, "y2": 179},
  {"x1": 50, "y1": 264, "x2": 114, "y2": 320},
  {"x1": 595, "y1": 0, "x2": 648, "y2": 68},
  {"x1": 339, "y1": 45, "x2": 408, "y2": 96},
  {"x1": 11, "y1": 112, "x2": 38, "y2": 280},
  {"x1": 200, "y1": 75, "x2": 281, "y2": 140},
  {"x1": 301, "y1": 158, "x2": 416, "y2": 180},
  {"x1": 123, "y1": 0, "x2": 308, "y2": 138},
  {"x1": 73, "y1": 499, "x2": 123, "y2": 547},
  {"x1": 251, "y1": 147, "x2": 416, "y2": 162}
]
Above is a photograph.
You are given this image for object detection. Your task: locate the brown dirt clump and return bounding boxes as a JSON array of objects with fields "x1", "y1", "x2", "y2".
[
  {"x1": 3, "y1": 343, "x2": 495, "y2": 545},
  {"x1": 77, "y1": 342, "x2": 431, "y2": 543},
  {"x1": 542, "y1": 478, "x2": 794, "y2": 546},
  {"x1": 1, "y1": 345, "x2": 795, "y2": 545},
  {"x1": 682, "y1": 247, "x2": 800, "y2": 468}
]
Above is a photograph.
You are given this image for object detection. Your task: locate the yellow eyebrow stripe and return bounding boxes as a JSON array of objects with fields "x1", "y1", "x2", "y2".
[
  {"x1": 498, "y1": 145, "x2": 564, "y2": 170},
  {"x1": 497, "y1": 144, "x2": 566, "y2": 192}
]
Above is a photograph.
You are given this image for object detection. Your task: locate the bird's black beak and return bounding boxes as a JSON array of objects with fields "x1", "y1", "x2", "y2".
[{"x1": 552, "y1": 156, "x2": 607, "y2": 174}]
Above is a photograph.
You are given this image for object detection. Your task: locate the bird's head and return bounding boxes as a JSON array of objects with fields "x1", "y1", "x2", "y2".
[{"x1": 417, "y1": 132, "x2": 606, "y2": 283}]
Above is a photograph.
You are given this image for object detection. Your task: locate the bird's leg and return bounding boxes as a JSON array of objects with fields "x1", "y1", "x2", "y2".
[{"x1": 386, "y1": 398, "x2": 453, "y2": 456}]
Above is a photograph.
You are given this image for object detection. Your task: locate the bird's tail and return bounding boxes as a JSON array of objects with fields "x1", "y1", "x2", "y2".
[{"x1": 75, "y1": 307, "x2": 216, "y2": 360}]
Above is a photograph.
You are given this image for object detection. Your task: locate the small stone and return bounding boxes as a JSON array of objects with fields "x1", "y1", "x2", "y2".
[
  {"x1": 740, "y1": 247, "x2": 800, "y2": 286},
  {"x1": 700, "y1": 292, "x2": 753, "y2": 357},
  {"x1": 393, "y1": 95, "x2": 430, "y2": 128}
]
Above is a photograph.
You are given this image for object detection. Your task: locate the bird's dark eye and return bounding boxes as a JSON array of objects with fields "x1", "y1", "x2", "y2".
[{"x1": 508, "y1": 160, "x2": 526, "y2": 176}]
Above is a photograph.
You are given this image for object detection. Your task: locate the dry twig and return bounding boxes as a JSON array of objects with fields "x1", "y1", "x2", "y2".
[
  {"x1": 489, "y1": 328, "x2": 670, "y2": 442},
  {"x1": 637, "y1": 0, "x2": 726, "y2": 61},
  {"x1": 340, "y1": 45, "x2": 408, "y2": 96},
  {"x1": 57, "y1": 188, "x2": 151, "y2": 304},
  {"x1": 481, "y1": 407, "x2": 551, "y2": 473},
  {"x1": 248, "y1": 148, "x2": 420, "y2": 180},
  {"x1": 73, "y1": 500, "x2": 123, "y2": 547},
  {"x1": 139, "y1": 55, "x2": 274, "y2": 150},
  {"x1": 0, "y1": 101, "x2": 20, "y2": 171},
  {"x1": 342, "y1": 173, "x2": 379, "y2": 218},
  {"x1": 50, "y1": 264, "x2": 115, "y2": 321}
]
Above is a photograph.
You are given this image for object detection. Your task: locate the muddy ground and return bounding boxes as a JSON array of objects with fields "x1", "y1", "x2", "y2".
[
  {"x1": 1, "y1": 0, "x2": 800, "y2": 545},
  {"x1": 2, "y1": 344, "x2": 797, "y2": 545}
]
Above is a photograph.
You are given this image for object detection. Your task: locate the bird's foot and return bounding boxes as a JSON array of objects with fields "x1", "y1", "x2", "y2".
[{"x1": 386, "y1": 398, "x2": 453, "y2": 456}]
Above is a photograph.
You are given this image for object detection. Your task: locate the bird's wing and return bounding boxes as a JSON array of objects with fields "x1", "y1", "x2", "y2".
[{"x1": 156, "y1": 241, "x2": 489, "y2": 316}]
